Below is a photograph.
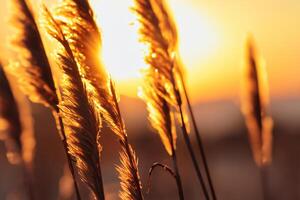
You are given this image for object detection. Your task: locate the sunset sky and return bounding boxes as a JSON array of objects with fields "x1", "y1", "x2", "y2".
[{"x1": 0, "y1": 0, "x2": 299, "y2": 103}]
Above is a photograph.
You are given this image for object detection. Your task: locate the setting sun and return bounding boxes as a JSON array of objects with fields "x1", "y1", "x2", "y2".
[
  {"x1": 91, "y1": 0, "x2": 143, "y2": 81},
  {"x1": 90, "y1": 0, "x2": 219, "y2": 97}
]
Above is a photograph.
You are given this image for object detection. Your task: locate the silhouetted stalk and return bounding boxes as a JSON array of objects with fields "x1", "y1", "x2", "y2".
[
  {"x1": 52, "y1": 111, "x2": 82, "y2": 200},
  {"x1": 169, "y1": 133, "x2": 185, "y2": 200},
  {"x1": 178, "y1": 73, "x2": 217, "y2": 200},
  {"x1": 95, "y1": 159, "x2": 105, "y2": 200},
  {"x1": 178, "y1": 103, "x2": 209, "y2": 200},
  {"x1": 169, "y1": 72, "x2": 208, "y2": 199},
  {"x1": 147, "y1": 162, "x2": 183, "y2": 199}
]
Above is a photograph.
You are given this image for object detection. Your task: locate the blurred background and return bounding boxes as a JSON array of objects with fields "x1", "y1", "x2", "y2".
[{"x1": 1, "y1": 0, "x2": 300, "y2": 199}]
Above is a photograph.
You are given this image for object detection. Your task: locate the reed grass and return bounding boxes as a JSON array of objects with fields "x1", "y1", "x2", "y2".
[
  {"x1": 46, "y1": 0, "x2": 144, "y2": 199},
  {"x1": 42, "y1": 7, "x2": 105, "y2": 199},
  {"x1": 8, "y1": 0, "x2": 81, "y2": 198},
  {"x1": 241, "y1": 36, "x2": 273, "y2": 200},
  {"x1": 241, "y1": 37, "x2": 273, "y2": 167},
  {"x1": 152, "y1": 1, "x2": 217, "y2": 198},
  {"x1": 110, "y1": 80, "x2": 144, "y2": 200},
  {"x1": 133, "y1": 0, "x2": 214, "y2": 199}
]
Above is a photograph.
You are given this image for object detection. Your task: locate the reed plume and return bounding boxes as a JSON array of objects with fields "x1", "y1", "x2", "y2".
[
  {"x1": 150, "y1": 1, "x2": 217, "y2": 198},
  {"x1": 117, "y1": 141, "x2": 142, "y2": 200},
  {"x1": 0, "y1": 63, "x2": 35, "y2": 199},
  {"x1": 108, "y1": 80, "x2": 144, "y2": 200},
  {"x1": 133, "y1": 0, "x2": 216, "y2": 199},
  {"x1": 42, "y1": 7, "x2": 104, "y2": 199},
  {"x1": 49, "y1": 1, "x2": 144, "y2": 199},
  {"x1": 51, "y1": 0, "x2": 122, "y2": 138},
  {"x1": 133, "y1": 0, "x2": 192, "y2": 199},
  {"x1": 9, "y1": 0, "x2": 81, "y2": 198},
  {"x1": 134, "y1": 0, "x2": 179, "y2": 156},
  {"x1": 241, "y1": 37, "x2": 273, "y2": 167},
  {"x1": 9, "y1": 0, "x2": 57, "y2": 109}
]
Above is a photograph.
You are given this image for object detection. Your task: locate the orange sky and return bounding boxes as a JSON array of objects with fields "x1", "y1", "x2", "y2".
[{"x1": 0, "y1": 0, "x2": 299, "y2": 103}]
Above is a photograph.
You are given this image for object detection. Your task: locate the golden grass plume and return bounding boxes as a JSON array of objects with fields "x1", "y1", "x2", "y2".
[
  {"x1": 133, "y1": 0, "x2": 190, "y2": 155},
  {"x1": 51, "y1": 0, "x2": 124, "y2": 138},
  {"x1": 109, "y1": 80, "x2": 144, "y2": 200},
  {"x1": 117, "y1": 141, "x2": 143, "y2": 200},
  {"x1": 49, "y1": 1, "x2": 144, "y2": 198},
  {"x1": 8, "y1": 0, "x2": 58, "y2": 109},
  {"x1": 42, "y1": 7, "x2": 104, "y2": 199},
  {"x1": 241, "y1": 37, "x2": 273, "y2": 167}
]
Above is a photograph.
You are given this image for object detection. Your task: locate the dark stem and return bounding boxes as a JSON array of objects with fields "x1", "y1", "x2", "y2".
[
  {"x1": 168, "y1": 120, "x2": 185, "y2": 200},
  {"x1": 171, "y1": 145, "x2": 185, "y2": 200},
  {"x1": 260, "y1": 167, "x2": 270, "y2": 200},
  {"x1": 179, "y1": 74, "x2": 217, "y2": 200},
  {"x1": 170, "y1": 64, "x2": 209, "y2": 199},
  {"x1": 178, "y1": 104, "x2": 210, "y2": 200},
  {"x1": 147, "y1": 162, "x2": 177, "y2": 194},
  {"x1": 95, "y1": 160, "x2": 105, "y2": 200},
  {"x1": 52, "y1": 111, "x2": 82, "y2": 200}
]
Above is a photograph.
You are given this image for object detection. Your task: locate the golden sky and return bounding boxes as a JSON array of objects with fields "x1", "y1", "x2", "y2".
[{"x1": 0, "y1": 0, "x2": 299, "y2": 103}]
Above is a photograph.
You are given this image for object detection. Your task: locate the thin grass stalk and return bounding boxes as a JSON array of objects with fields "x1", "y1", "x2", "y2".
[
  {"x1": 148, "y1": 163, "x2": 176, "y2": 189},
  {"x1": 161, "y1": 95, "x2": 184, "y2": 200},
  {"x1": 178, "y1": 72, "x2": 217, "y2": 200},
  {"x1": 177, "y1": 96, "x2": 209, "y2": 200},
  {"x1": 169, "y1": 126, "x2": 184, "y2": 200},
  {"x1": 170, "y1": 65, "x2": 210, "y2": 200},
  {"x1": 148, "y1": 162, "x2": 185, "y2": 199}
]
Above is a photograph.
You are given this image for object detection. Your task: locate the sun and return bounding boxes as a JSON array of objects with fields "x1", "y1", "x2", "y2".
[
  {"x1": 91, "y1": 0, "x2": 143, "y2": 81},
  {"x1": 91, "y1": 0, "x2": 219, "y2": 97}
]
